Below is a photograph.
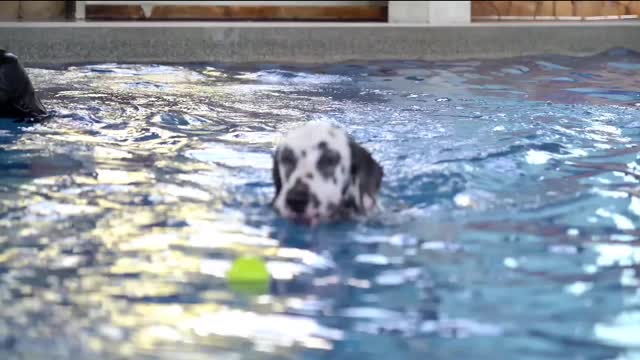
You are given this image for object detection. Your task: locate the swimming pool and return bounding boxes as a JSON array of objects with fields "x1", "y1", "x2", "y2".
[{"x1": 1, "y1": 47, "x2": 639, "y2": 359}]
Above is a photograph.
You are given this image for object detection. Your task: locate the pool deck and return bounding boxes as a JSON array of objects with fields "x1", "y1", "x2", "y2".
[{"x1": 1, "y1": 21, "x2": 639, "y2": 65}]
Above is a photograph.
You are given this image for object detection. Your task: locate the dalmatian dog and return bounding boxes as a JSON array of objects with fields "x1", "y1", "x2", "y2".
[{"x1": 272, "y1": 122, "x2": 383, "y2": 226}]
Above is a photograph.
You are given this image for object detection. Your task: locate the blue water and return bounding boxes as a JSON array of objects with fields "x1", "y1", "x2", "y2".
[{"x1": 1, "y1": 48, "x2": 640, "y2": 359}]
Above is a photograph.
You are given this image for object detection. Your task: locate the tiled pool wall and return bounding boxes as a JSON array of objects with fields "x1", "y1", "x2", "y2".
[
  {"x1": 1, "y1": 22, "x2": 639, "y2": 65},
  {"x1": 0, "y1": 1, "x2": 639, "y2": 65}
]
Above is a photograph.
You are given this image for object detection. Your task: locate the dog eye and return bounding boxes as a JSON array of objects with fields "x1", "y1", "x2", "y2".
[
  {"x1": 280, "y1": 150, "x2": 296, "y2": 166},
  {"x1": 318, "y1": 152, "x2": 340, "y2": 168}
]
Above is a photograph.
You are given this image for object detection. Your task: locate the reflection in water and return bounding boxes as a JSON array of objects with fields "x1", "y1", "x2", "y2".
[{"x1": 1, "y1": 49, "x2": 640, "y2": 359}]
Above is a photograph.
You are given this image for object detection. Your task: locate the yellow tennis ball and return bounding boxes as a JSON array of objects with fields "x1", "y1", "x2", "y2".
[{"x1": 227, "y1": 256, "x2": 270, "y2": 295}]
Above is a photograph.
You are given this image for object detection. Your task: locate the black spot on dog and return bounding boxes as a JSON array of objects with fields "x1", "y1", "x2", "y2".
[
  {"x1": 301, "y1": 150, "x2": 307, "y2": 157},
  {"x1": 280, "y1": 146, "x2": 297, "y2": 179},
  {"x1": 306, "y1": 172, "x2": 314, "y2": 179},
  {"x1": 310, "y1": 193, "x2": 320, "y2": 209},
  {"x1": 342, "y1": 196, "x2": 357, "y2": 211},
  {"x1": 348, "y1": 140, "x2": 384, "y2": 214},
  {"x1": 317, "y1": 141, "x2": 328, "y2": 149},
  {"x1": 316, "y1": 145, "x2": 341, "y2": 180},
  {"x1": 329, "y1": 130, "x2": 336, "y2": 138}
]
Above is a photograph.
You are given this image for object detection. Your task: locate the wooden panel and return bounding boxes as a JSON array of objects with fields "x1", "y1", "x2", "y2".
[
  {"x1": 84, "y1": 1, "x2": 386, "y2": 6},
  {"x1": 0, "y1": 1, "x2": 19, "y2": 20},
  {"x1": 20, "y1": 0, "x2": 67, "y2": 20},
  {"x1": 472, "y1": 1, "x2": 640, "y2": 20},
  {"x1": 86, "y1": 5, "x2": 146, "y2": 20},
  {"x1": 554, "y1": 1, "x2": 574, "y2": 16},
  {"x1": 537, "y1": 1, "x2": 555, "y2": 17},
  {"x1": 151, "y1": 5, "x2": 386, "y2": 20},
  {"x1": 602, "y1": 1, "x2": 628, "y2": 15},
  {"x1": 508, "y1": 1, "x2": 537, "y2": 16},
  {"x1": 492, "y1": 1, "x2": 514, "y2": 15},
  {"x1": 574, "y1": 1, "x2": 604, "y2": 16},
  {"x1": 86, "y1": 4, "x2": 387, "y2": 21},
  {"x1": 471, "y1": 1, "x2": 498, "y2": 17}
]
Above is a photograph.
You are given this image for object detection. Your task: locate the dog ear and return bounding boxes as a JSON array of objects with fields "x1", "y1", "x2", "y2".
[
  {"x1": 272, "y1": 149, "x2": 282, "y2": 202},
  {"x1": 349, "y1": 139, "x2": 383, "y2": 211}
]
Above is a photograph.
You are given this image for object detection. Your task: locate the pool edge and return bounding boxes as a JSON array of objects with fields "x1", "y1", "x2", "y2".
[{"x1": 1, "y1": 22, "x2": 639, "y2": 65}]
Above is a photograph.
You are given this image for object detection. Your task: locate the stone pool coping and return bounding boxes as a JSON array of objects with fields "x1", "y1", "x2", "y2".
[{"x1": 1, "y1": 21, "x2": 639, "y2": 65}]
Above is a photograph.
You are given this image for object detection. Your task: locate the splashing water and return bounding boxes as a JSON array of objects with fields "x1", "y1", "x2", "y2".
[{"x1": 1, "y1": 48, "x2": 640, "y2": 359}]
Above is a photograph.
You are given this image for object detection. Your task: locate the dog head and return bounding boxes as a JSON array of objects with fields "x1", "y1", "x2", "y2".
[
  {"x1": 0, "y1": 49, "x2": 47, "y2": 120},
  {"x1": 272, "y1": 122, "x2": 383, "y2": 225}
]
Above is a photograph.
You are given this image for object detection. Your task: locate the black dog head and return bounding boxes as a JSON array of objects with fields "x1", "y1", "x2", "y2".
[{"x1": 0, "y1": 50, "x2": 47, "y2": 120}]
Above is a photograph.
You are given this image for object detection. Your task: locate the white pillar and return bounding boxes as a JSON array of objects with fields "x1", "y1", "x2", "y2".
[
  {"x1": 75, "y1": 1, "x2": 86, "y2": 20},
  {"x1": 428, "y1": 1, "x2": 471, "y2": 24},
  {"x1": 388, "y1": 1, "x2": 429, "y2": 24},
  {"x1": 388, "y1": 1, "x2": 470, "y2": 24}
]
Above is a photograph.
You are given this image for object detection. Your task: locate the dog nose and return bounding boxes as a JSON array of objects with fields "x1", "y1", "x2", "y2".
[{"x1": 286, "y1": 187, "x2": 309, "y2": 214}]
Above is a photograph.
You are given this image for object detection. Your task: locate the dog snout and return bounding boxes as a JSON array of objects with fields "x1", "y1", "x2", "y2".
[{"x1": 286, "y1": 181, "x2": 310, "y2": 214}]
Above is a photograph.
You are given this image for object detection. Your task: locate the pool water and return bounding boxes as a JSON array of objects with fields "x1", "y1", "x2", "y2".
[{"x1": 1, "y1": 48, "x2": 640, "y2": 359}]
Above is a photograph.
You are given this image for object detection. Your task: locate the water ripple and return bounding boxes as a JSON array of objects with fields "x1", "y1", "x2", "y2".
[{"x1": 1, "y1": 49, "x2": 640, "y2": 359}]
